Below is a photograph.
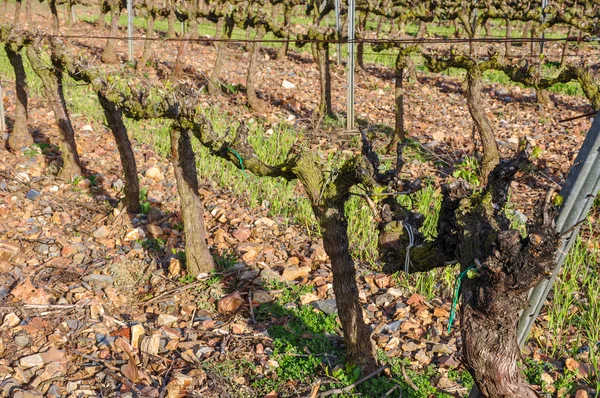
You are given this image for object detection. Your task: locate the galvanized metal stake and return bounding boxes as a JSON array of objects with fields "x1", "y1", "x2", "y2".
[
  {"x1": 0, "y1": 81, "x2": 6, "y2": 135},
  {"x1": 334, "y1": 0, "x2": 341, "y2": 65},
  {"x1": 469, "y1": 111, "x2": 600, "y2": 397},
  {"x1": 346, "y1": 0, "x2": 355, "y2": 131},
  {"x1": 540, "y1": 0, "x2": 549, "y2": 54},
  {"x1": 518, "y1": 111, "x2": 600, "y2": 344},
  {"x1": 127, "y1": 0, "x2": 133, "y2": 63}
]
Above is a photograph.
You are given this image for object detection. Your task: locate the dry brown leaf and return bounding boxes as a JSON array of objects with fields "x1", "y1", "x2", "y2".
[
  {"x1": 218, "y1": 291, "x2": 245, "y2": 314},
  {"x1": 406, "y1": 293, "x2": 425, "y2": 306},
  {"x1": 121, "y1": 362, "x2": 142, "y2": 383},
  {"x1": 10, "y1": 278, "x2": 51, "y2": 305}
]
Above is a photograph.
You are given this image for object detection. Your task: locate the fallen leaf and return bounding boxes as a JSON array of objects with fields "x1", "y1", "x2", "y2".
[
  {"x1": 10, "y1": 278, "x2": 51, "y2": 305},
  {"x1": 218, "y1": 291, "x2": 245, "y2": 314}
]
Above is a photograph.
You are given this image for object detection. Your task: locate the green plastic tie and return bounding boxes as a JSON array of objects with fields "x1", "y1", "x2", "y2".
[
  {"x1": 228, "y1": 147, "x2": 247, "y2": 176},
  {"x1": 447, "y1": 263, "x2": 477, "y2": 333}
]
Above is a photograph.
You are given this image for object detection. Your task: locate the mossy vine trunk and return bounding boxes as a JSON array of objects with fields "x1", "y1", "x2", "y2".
[
  {"x1": 291, "y1": 154, "x2": 378, "y2": 372},
  {"x1": 26, "y1": 43, "x2": 82, "y2": 179},
  {"x1": 466, "y1": 67, "x2": 500, "y2": 179}
]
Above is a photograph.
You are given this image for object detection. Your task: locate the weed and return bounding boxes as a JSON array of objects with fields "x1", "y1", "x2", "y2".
[
  {"x1": 178, "y1": 274, "x2": 195, "y2": 284},
  {"x1": 452, "y1": 156, "x2": 481, "y2": 186},
  {"x1": 139, "y1": 186, "x2": 151, "y2": 214},
  {"x1": 214, "y1": 250, "x2": 238, "y2": 270},
  {"x1": 23, "y1": 147, "x2": 39, "y2": 158},
  {"x1": 328, "y1": 362, "x2": 361, "y2": 386},
  {"x1": 70, "y1": 175, "x2": 84, "y2": 186},
  {"x1": 172, "y1": 222, "x2": 184, "y2": 231},
  {"x1": 141, "y1": 238, "x2": 165, "y2": 251}
]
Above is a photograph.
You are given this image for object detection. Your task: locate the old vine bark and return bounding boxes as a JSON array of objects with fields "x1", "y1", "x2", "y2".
[
  {"x1": 170, "y1": 124, "x2": 216, "y2": 276},
  {"x1": 97, "y1": 94, "x2": 141, "y2": 213},
  {"x1": 5, "y1": 43, "x2": 32, "y2": 151}
]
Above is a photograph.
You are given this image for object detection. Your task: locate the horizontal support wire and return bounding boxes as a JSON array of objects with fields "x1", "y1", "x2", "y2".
[{"x1": 19, "y1": 32, "x2": 600, "y2": 45}]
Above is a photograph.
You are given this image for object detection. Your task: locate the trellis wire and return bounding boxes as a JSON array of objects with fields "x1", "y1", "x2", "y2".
[{"x1": 26, "y1": 32, "x2": 600, "y2": 45}]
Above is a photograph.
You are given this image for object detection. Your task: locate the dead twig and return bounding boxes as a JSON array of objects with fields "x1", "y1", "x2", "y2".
[
  {"x1": 401, "y1": 363, "x2": 418, "y2": 391},
  {"x1": 309, "y1": 380, "x2": 322, "y2": 398},
  {"x1": 248, "y1": 289, "x2": 256, "y2": 323},
  {"x1": 318, "y1": 365, "x2": 389, "y2": 397},
  {"x1": 143, "y1": 280, "x2": 204, "y2": 304},
  {"x1": 383, "y1": 384, "x2": 401, "y2": 397}
]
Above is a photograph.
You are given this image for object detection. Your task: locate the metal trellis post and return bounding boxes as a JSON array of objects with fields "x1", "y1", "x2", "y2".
[
  {"x1": 540, "y1": 0, "x2": 549, "y2": 54},
  {"x1": 0, "y1": 81, "x2": 5, "y2": 135},
  {"x1": 127, "y1": 0, "x2": 134, "y2": 63},
  {"x1": 334, "y1": 0, "x2": 341, "y2": 65},
  {"x1": 347, "y1": 0, "x2": 355, "y2": 131},
  {"x1": 469, "y1": 111, "x2": 600, "y2": 397},
  {"x1": 518, "y1": 111, "x2": 600, "y2": 345}
]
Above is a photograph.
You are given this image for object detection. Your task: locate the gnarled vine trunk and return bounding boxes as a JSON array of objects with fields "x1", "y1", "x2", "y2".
[
  {"x1": 247, "y1": 25, "x2": 267, "y2": 113},
  {"x1": 26, "y1": 43, "x2": 82, "y2": 179},
  {"x1": 102, "y1": 3, "x2": 121, "y2": 64},
  {"x1": 138, "y1": 6, "x2": 155, "y2": 69},
  {"x1": 276, "y1": 5, "x2": 292, "y2": 59},
  {"x1": 170, "y1": 125, "x2": 215, "y2": 276},
  {"x1": 290, "y1": 154, "x2": 378, "y2": 372},
  {"x1": 208, "y1": 18, "x2": 234, "y2": 96},
  {"x1": 5, "y1": 43, "x2": 32, "y2": 151},
  {"x1": 13, "y1": 0, "x2": 22, "y2": 28},
  {"x1": 313, "y1": 42, "x2": 333, "y2": 118},
  {"x1": 466, "y1": 67, "x2": 500, "y2": 179},
  {"x1": 97, "y1": 93, "x2": 141, "y2": 213}
]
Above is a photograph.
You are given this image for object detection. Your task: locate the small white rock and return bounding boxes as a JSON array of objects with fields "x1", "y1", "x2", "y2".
[
  {"x1": 145, "y1": 167, "x2": 163, "y2": 181},
  {"x1": 282, "y1": 80, "x2": 296, "y2": 89},
  {"x1": 20, "y1": 354, "x2": 44, "y2": 369},
  {"x1": 124, "y1": 227, "x2": 146, "y2": 241},
  {"x1": 1, "y1": 312, "x2": 21, "y2": 328},
  {"x1": 157, "y1": 314, "x2": 178, "y2": 327},
  {"x1": 130, "y1": 324, "x2": 145, "y2": 349}
]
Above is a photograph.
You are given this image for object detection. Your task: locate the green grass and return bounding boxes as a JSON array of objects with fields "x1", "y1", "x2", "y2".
[{"x1": 2, "y1": 15, "x2": 600, "y2": 392}]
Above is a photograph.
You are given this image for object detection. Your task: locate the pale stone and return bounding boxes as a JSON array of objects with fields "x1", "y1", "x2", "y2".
[
  {"x1": 145, "y1": 167, "x2": 163, "y2": 180},
  {"x1": 131, "y1": 324, "x2": 145, "y2": 349},
  {"x1": 157, "y1": 314, "x2": 178, "y2": 327},
  {"x1": 1, "y1": 313, "x2": 20, "y2": 328},
  {"x1": 147, "y1": 224, "x2": 164, "y2": 238},
  {"x1": 124, "y1": 227, "x2": 146, "y2": 241},
  {"x1": 168, "y1": 258, "x2": 181, "y2": 277},
  {"x1": 93, "y1": 226, "x2": 111, "y2": 239},
  {"x1": 20, "y1": 354, "x2": 44, "y2": 368},
  {"x1": 299, "y1": 293, "x2": 319, "y2": 305},
  {"x1": 252, "y1": 290, "x2": 271, "y2": 304},
  {"x1": 281, "y1": 80, "x2": 296, "y2": 89},
  {"x1": 281, "y1": 265, "x2": 310, "y2": 281}
]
